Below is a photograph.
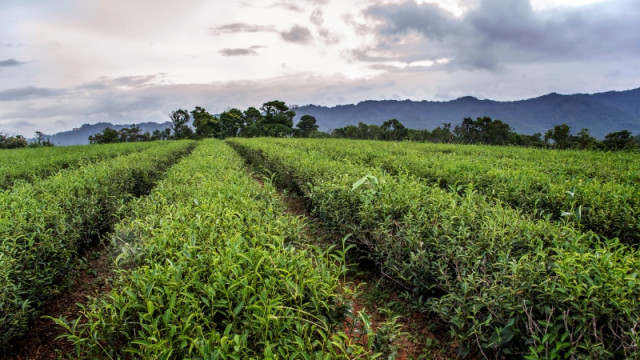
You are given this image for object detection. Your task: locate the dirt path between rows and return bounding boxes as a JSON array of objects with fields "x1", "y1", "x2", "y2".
[
  {"x1": 274, "y1": 183, "x2": 467, "y2": 360},
  {"x1": 1, "y1": 246, "x2": 114, "y2": 360}
]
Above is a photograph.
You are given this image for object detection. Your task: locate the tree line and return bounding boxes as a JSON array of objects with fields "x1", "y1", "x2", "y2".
[
  {"x1": 0, "y1": 131, "x2": 53, "y2": 149},
  {"x1": 331, "y1": 116, "x2": 640, "y2": 151},
  {"x1": 3, "y1": 99, "x2": 638, "y2": 152},
  {"x1": 88, "y1": 100, "x2": 323, "y2": 144}
]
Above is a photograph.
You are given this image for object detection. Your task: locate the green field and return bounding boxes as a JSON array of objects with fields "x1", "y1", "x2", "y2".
[
  {"x1": 1, "y1": 139, "x2": 639, "y2": 359},
  {"x1": 0, "y1": 142, "x2": 157, "y2": 190}
]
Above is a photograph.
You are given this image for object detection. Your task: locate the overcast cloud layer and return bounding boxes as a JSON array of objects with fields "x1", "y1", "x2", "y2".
[{"x1": 1, "y1": 0, "x2": 639, "y2": 135}]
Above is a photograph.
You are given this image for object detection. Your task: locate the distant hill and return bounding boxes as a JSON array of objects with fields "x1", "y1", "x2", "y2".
[
  {"x1": 44, "y1": 122, "x2": 172, "y2": 146},
  {"x1": 295, "y1": 87, "x2": 640, "y2": 139}
]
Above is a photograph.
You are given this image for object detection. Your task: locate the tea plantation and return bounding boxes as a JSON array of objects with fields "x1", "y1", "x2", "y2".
[{"x1": 1, "y1": 138, "x2": 638, "y2": 359}]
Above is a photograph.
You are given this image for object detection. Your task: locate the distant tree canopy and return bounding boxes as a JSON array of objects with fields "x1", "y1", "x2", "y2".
[
  {"x1": 332, "y1": 117, "x2": 519, "y2": 145},
  {"x1": 0, "y1": 133, "x2": 28, "y2": 149},
  {"x1": 31, "y1": 131, "x2": 54, "y2": 147},
  {"x1": 330, "y1": 117, "x2": 637, "y2": 151},
  {"x1": 294, "y1": 115, "x2": 320, "y2": 138},
  {"x1": 169, "y1": 109, "x2": 193, "y2": 140},
  {"x1": 603, "y1": 130, "x2": 637, "y2": 151},
  {"x1": 191, "y1": 106, "x2": 219, "y2": 138},
  {"x1": 189, "y1": 100, "x2": 300, "y2": 139},
  {"x1": 89, "y1": 125, "x2": 157, "y2": 144},
  {"x1": 88, "y1": 100, "x2": 637, "y2": 153},
  {"x1": 454, "y1": 116, "x2": 511, "y2": 145}
]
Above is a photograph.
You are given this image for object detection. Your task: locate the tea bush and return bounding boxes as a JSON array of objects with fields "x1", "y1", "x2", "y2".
[
  {"x1": 268, "y1": 138, "x2": 640, "y2": 243},
  {"x1": 229, "y1": 138, "x2": 640, "y2": 358},
  {"x1": 59, "y1": 139, "x2": 379, "y2": 359},
  {"x1": 0, "y1": 140, "x2": 194, "y2": 348},
  {"x1": 0, "y1": 141, "x2": 156, "y2": 189}
]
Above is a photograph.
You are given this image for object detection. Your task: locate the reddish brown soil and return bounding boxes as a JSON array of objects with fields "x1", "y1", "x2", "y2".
[{"x1": 2, "y1": 247, "x2": 114, "y2": 360}]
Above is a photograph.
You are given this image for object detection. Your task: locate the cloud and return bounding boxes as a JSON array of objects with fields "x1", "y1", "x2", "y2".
[
  {"x1": 212, "y1": 23, "x2": 275, "y2": 34},
  {"x1": 0, "y1": 86, "x2": 67, "y2": 101},
  {"x1": 2, "y1": 62, "x2": 640, "y2": 137},
  {"x1": 213, "y1": 23, "x2": 313, "y2": 45},
  {"x1": 281, "y1": 25, "x2": 313, "y2": 44},
  {"x1": 365, "y1": 0, "x2": 640, "y2": 70},
  {"x1": 0, "y1": 58, "x2": 25, "y2": 67},
  {"x1": 109, "y1": 74, "x2": 163, "y2": 87},
  {"x1": 6, "y1": 120, "x2": 36, "y2": 129},
  {"x1": 272, "y1": 1, "x2": 304, "y2": 12},
  {"x1": 310, "y1": 9, "x2": 324, "y2": 25},
  {"x1": 219, "y1": 48, "x2": 259, "y2": 56}
]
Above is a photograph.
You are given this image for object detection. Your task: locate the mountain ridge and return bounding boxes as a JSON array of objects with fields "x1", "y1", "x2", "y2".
[
  {"x1": 295, "y1": 87, "x2": 640, "y2": 139},
  {"x1": 42, "y1": 87, "x2": 640, "y2": 144}
]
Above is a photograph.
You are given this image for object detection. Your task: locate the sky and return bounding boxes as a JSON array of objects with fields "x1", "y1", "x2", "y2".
[{"x1": 1, "y1": 0, "x2": 639, "y2": 135}]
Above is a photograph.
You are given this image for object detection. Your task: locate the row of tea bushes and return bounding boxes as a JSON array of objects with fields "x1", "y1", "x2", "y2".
[
  {"x1": 357, "y1": 139, "x2": 638, "y2": 183},
  {"x1": 60, "y1": 139, "x2": 378, "y2": 359},
  {"x1": 267, "y1": 138, "x2": 639, "y2": 184},
  {"x1": 272, "y1": 138, "x2": 640, "y2": 243},
  {"x1": 229, "y1": 138, "x2": 640, "y2": 359},
  {"x1": 0, "y1": 141, "x2": 156, "y2": 189},
  {"x1": 0, "y1": 140, "x2": 194, "y2": 348}
]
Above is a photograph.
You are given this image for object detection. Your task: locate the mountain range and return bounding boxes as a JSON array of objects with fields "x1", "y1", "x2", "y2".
[
  {"x1": 295, "y1": 87, "x2": 640, "y2": 139},
  {"x1": 43, "y1": 87, "x2": 640, "y2": 145}
]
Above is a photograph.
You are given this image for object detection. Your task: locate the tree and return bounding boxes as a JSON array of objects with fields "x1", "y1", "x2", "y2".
[
  {"x1": 89, "y1": 127, "x2": 121, "y2": 144},
  {"x1": 603, "y1": 130, "x2": 637, "y2": 151},
  {"x1": 453, "y1": 116, "x2": 510, "y2": 145},
  {"x1": 239, "y1": 107, "x2": 263, "y2": 137},
  {"x1": 219, "y1": 108, "x2": 244, "y2": 138},
  {"x1": 576, "y1": 128, "x2": 599, "y2": 150},
  {"x1": 118, "y1": 124, "x2": 146, "y2": 142},
  {"x1": 484, "y1": 118, "x2": 510, "y2": 145},
  {"x1": 407, "y1": 128, "x2": 430, "y2": 141},
  {"x1": 169, "y1": 109, "x2": 193, "y2": 139},
  {"x1": 191, "y1": 106, "x2": 220, "y2": 138},
  {"x1": 0, "y1": 133, "x2": 28, "y2": 149},
  {"x1": 381, "y1": 118, "x2": 408, "y2": 141},
  {"x1": 331, "y1": 125, "x2": 358, "y2": 139},
  {"x1": 88, "y1": 127, "x2": 119, "y2": 144},
  {"x1": 35, "y1": 131, "x2": 45, "y2": 145},
  {"x1": 295, "y1": 115, "x2": 319, "y2": 137},
  {"x1": 151, "y1": 128, "x2": 171, "y2": 140},
  {"x1": 32, "y1": 131, "x2": 53, "y2": 147},
  {"x1": 428, "y1": 123, "x2": 453, "y2": 143},
  {"x1": 260, "y1": 100, "x2": 295, "y2": 137},
  {"x1": 544, "y1": 124, "x2": 572, "y2": 149}
]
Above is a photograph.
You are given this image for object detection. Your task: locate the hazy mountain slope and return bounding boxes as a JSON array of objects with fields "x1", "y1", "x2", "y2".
[{"x1": 296, "y1": 87, "x2": 640, "y2": 139}]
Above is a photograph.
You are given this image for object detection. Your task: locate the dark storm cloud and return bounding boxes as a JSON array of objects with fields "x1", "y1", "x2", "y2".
[
  {"x1": 211, "y1": 23, "x2": 275, "y2": 34},
  {"x1": 0, "y1": 86, "x2": 67, "y2": 101},
  {"x1": 365, "y1": 0, "x2": 640, "y2": 70},
  {"x1": 368, "y1": 1, "x2": 457, "y2": 40},
  {"x1": 0, "y1": 58, "x2": 25, "y2": 67},
  {"x1": 281, "y1": 25, "x2": 312, "y2": 44},
  {"x1": 219, "y1": 48, "x2": 259, "y2": 56}
]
